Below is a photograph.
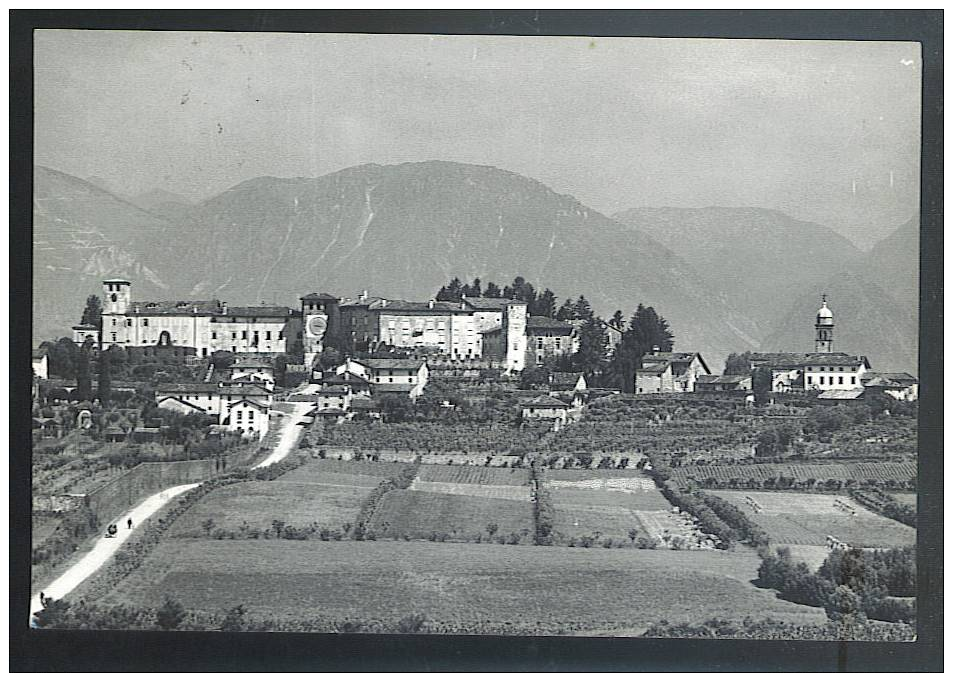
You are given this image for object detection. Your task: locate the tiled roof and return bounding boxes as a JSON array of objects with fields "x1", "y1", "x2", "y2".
[
  {"x1": 32, "y1": 348, "x2": 48, "y2": 359},
  {"x1": 300, "y1": 292, "x2": 341, "y2": 301},
  {"x1": 367, "y1": 299, "x2": 471, "y2": 313},
  {"x1": 697, "y1": 374, "x2": 751, "y2": 385},
  {"x1": 72, "y1": 323, "x2": 100, "y2": 330},
  {"x1": 350, "y1": 397, "x2": 380, "y2": 410},
  {"x1": 225, "y1": 306, "x2": 297, "y2": 318},
  {"x1": 372, "y1": 383, "x2": 416, "y2": 393},
  {"x1": 637, "y1": 362, "x2": 669, "y2": 374},
  {"x1": 353, "y1": 358, "x2": 426, "y2": 370},
  {"x1": 463, "y1": 297, "x2": 526, "y2": 310},
  {"x1": 818, "y1": 388, "x2": 866, "y2": 400},
  {"x1": 156, "y1": 396, "x2": 207, "y2": 413},
  {"x1": 229, "y1": 358, "x2": 274, "y2": 369},
  {"x1": 321, "y1": 373, "x2": 372, "y2": 386},
  {"x1": 526, "y1": 316, "x2": 574, "y2": 332},
  {"x1": 862, "y1": 372, "x2": 918, "y2": 388},
  {"x1": 156, "y1": 383, "x2": 220, "y2": 394},
  {"x1": 522, "y1": 395, "x2": 569, "y2": 408},
  {"x1": 748, "y1": 353, "x2": 804, "y2": 368},
  {"x1": 802, "y1": 353, "x2": 870, "y2": 367},
  {"x1": 641, "y1": 352, "x2": 699, "y2": 365},
  {"x1": 128, "y1": 299, "x2": 222, "y2": 315},
  {"x1": 218, "y1": 381, "x2": 273, "y2": 397},
  {"x1": 227, "y1": 398, "x2": 270, "y2": 409},
  {"x1": 319, "y1": 385, "x2": 351, "y2": 395}
]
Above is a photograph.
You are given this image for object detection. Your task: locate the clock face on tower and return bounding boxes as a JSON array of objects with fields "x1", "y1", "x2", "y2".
[{"x1": 307, "y1": 314, "x2": 328, "y2": 340}]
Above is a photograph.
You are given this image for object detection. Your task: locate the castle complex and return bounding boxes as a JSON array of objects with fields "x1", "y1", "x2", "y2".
[{"x1": 77, "y1": 279, "x2": 533, "y2": 372}]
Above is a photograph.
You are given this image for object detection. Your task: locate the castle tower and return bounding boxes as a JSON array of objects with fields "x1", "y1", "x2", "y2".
[
  {"x1": 102, "y1": 278, "x2": 131, "y2": 316},
  {"x1": 300, "y1": 293, "x2": 339, "y2": 370},
  {"x1": 815, "y1": 294, "x2": 834, "y2": 353}
]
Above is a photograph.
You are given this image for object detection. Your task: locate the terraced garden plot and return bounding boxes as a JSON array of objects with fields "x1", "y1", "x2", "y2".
[
  {"x1": 673, "y1": 462, "x2": 917, "y2": 489},
  {"x1": 168, "y1": 481, "x2": 370, "y2": 536},
  {"x1": 276, "y1": 459, "x2": 403, "y2": 488},
  {"x1": 545, "y1": 469, "x2": 655, "y2": 484},
  {"x1": 417, "y1": 464, "x2": 530, "y2": 486},
  {"x1": 547, "y1": 487, "x2": 671, "y2": 511},
  {"x1": 89, "y1": 539, "x2": 827, "y2": 634},
  {"x1": 708, "y1": 491, "x2": 916, "y2": 547},
  {"x1": 409, "y1": 480, "x2": 530, "y2": 502},
  {"x1": 368, "y1": 490, "x2": 534, "y2": 542}
]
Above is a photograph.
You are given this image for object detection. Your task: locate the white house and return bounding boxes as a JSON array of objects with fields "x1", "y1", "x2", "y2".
[
  {"x1": 31, "y1": 348, "x2": 49, "y2": 380},
  {"x1": 223, "y1": 398, "x2": 270, "y2": 437},
  {"x1": 336, "y1": 358, "x2": 429, "y2": 399}
]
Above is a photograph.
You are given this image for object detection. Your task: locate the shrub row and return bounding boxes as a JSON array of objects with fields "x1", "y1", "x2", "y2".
[
  {"x1": 530, "y1": 466, "x2": 555, "y2": 546},
  {"x1": 352, "y1": 463, "x2": 419, "y2": 539},
  {"x1": 642, "y1": 616, "x2": 915, "y2": 641},
  {"x1": 850, "y1": 488, "x2": 917, "y2": 528}
]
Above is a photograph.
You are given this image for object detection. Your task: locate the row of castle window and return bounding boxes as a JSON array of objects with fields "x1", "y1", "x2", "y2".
[
  {"x1": 806, "y1": 366, "x2": 855, "y2": 372},
  {"x1": 807, "y1": 375, "x2": 857, "y2": 386}
]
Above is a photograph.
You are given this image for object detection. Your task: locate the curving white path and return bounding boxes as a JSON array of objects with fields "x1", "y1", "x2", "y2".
[{"x1": 30, "y1": 400, "x2": 313, "y2": 625}]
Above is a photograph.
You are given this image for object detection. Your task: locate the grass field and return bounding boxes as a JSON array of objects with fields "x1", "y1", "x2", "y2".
[
  {"x1": 88, "y1": 539, "x2": 827, "y2": 634},
  {"x1": 708, "y1": 490, "x2": 916, "y2": 547},
  {"x1": 892, "y1": 492, "x2": 917, "y2": 508},
  {"x1": 168, "y1": 481, "x2": 370, "y2": 536},
  {"x1": 368, "y1": 490, "x2": 533, "y2": 542}
]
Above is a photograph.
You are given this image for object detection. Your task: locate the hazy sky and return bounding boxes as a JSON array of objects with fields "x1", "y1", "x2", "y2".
[{"x1": 34, "y1": 30, "x2": 921, "y2": 248}]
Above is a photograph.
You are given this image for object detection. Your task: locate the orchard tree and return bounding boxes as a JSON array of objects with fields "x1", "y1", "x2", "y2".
[
  {"x1": 97, "y1": 348, "x2": 112, "y2": 407},
  {"x1": 555, "y1": 299, "x2": 575, "y2": 321},
  {"x1": 724, "y1": 352, "x2": 753, "y2": 375},
  {"x1": 483, "y1": 282, "x2": 502, "y2": 298},
  {"x1": 530, "y1": 288, "x2": 557, "y2": 318},
  {"x1": 571, "y1": 316, "x2": 607, "y2": 375},
  {"x1": 80, "y1": 294, "x2": 103, "y2": 328},
  {"x1": 75, "y1": 341, "x2": 93, "y2": 401}
]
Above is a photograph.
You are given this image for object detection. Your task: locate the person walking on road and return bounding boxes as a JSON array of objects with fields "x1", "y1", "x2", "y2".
[{"x1": 127, "y1": 518, "x2": 133, "y2": 529}]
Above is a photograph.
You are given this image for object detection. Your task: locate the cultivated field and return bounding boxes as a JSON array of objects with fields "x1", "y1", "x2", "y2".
[
  {"x1": 673, "y1": 462, "x2": 917, "y2": 489},
  {"x1": 168, "y1": 481, "x2": 370, "y2": 536},
  {"x1": 87, "y1": 539, "x2": 827, "y2": 635},
  {"x1": 542, "y1": 468, "x2": 711, "y2": 548},
  {"x1": 276, "y1": 459, "x2": 405, "y2": 487},
  {"x1": 368, "y1": 490, "x2": 534, "y2": 542},
  {"x1": 708, "y1": 490, "x2": 917, "y2": 547},
  {"x1": 892, "y1": 492, "x2": 917, "y2": 508},
  {"x1": 416, "y1": 464, "x2": 530, "y2": 486}
]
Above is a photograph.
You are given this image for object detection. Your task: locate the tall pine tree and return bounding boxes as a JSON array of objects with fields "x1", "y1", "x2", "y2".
[
  {"x1": 555, "y1": 299, "x2": 574, "y2": 321},
  {"x1": 610, "y1": 304, "x2": 675, "y2": 393},
  {"x1": 483, "y1": 282, "x2": 502, "y2": 298},
  {"x1": 470, "y1": 278, "x2": 483, "y2": 297},
  {"x1": 81, "y1": 295, "x2": 102, "y2": 328},
  {"x1": 571, "y1": 316, "x2": 608, "y2": 376},
  {"x1": 76, "y1": 341, "x2": 93, "y2": 401},
  {"x1": 530, "y1": 288, "x2": 557, "y2": 317},
  {"x1": 97, "y1": 348, "x2": 112, "y2": 406}
]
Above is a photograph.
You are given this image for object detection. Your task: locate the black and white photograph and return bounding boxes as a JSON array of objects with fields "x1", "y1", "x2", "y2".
[{"x1": 13, "y1": 10, "x2": 942, "y2": 671}]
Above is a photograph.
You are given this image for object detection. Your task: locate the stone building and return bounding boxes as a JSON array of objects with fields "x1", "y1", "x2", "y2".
[{"x1": 635, "y1": 351, "x2": 711, "y2": 394}]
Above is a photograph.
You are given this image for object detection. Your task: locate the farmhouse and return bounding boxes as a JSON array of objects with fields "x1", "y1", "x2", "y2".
[
  {"x1": 748, "y1": 298, "x2": 873, "y2": 393},
  {"x1": 635, "y1": 351, "x2": 711, "y2": 394},
  {"x1": 694, "y1": 374, "x2": 752, "y2": 393},
  {"x1": 861, "y1": 372, "x2": 919, "y2": 402},
  {"x1": 525, "y1": 315, "x2": 577, "y2": 366},
  {"x1": 155, "y1": 379, "x2": 274, "y2": 437},
  {"x1": 336, "y1": 358, "x2": 429, "y2": 399},
  {"x1": 31, "y1": 347, "x2": 49, "y2": 380},
  {"x1": 521, "y1": 394, "x2": 570, "y2": 422},
  {"x1": 222, "y1": 398, "x2": 270, "y2": 436}
]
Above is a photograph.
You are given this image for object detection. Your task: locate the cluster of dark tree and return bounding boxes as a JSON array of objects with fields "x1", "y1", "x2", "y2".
[
  {"x1": 654, "y1": 483, "x2": 733, "y2": 550},
  {"x1": 435, "y1": 275, "x2": 675, "y2": 392},
  {"x1": 352, "y1": 463, "x2": 419, "y2": 539},
  {"x1": 530, "y1": 466, "x2": 555, "y2": 545},
  {"x1": 850, "y1": 488, "x2": 917, "y2": 528},
  {"x1": 757, "y1": 546, "x2": 916, "y2": 624},
  {"x1": 641, "y1": 616, "x2": 915, "y2": 641},
  {"x1": 31, "y1": 506, "x2": 98, "y2": 568}
]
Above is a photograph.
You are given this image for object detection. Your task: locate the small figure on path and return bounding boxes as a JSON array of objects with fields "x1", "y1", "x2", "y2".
[
  {"x1": 127, "y1": 518, "x2": 133, "y2": 529},
  {"x1": 39, "y1": 591, "x2": 45, "y2": 604}
]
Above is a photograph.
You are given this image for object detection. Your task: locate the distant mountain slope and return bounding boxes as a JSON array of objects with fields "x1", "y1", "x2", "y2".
[
  {"x1": 611, "y1": 207, "x2": 861, "y2": 338},
  {"x1": 39, "y1": 161, "x2": 763, "y2": 365},
  {"x1": 127, "y1": 188, "x2": 193, "y2": 213},
  {"x1": 760, "y1": 217, "x2": 919, "y2": 373},
  {"x1": 32, "y1": 166, "x2": 189, "y2": 342}
]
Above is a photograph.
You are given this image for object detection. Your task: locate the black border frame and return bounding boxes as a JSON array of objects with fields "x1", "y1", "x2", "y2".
[{"x1": 10, "y1": 10, "x2": 942, "y2": 672}]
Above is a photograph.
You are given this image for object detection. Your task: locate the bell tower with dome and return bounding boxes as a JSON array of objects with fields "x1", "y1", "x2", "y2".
[{"x1": 815, "y1": 294, "x2": 834, "y2": 353}]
